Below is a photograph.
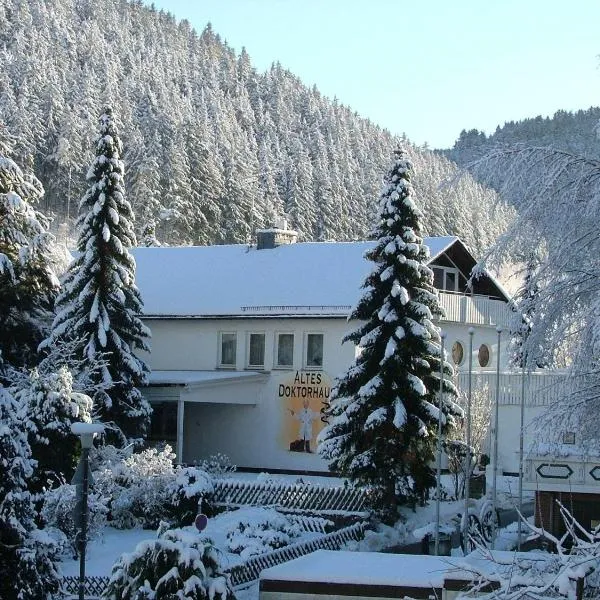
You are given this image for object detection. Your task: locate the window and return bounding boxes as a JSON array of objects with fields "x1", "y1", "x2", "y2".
[
  {"x1": 305, "y1": 333, "x2": 324, "y2": 368},
  {"x1": 478, "y1": 344, "x2": 490, "y2": 367},
  {"x1": 219, "y1": 332, "x2": 237, "y2": 367},
  {"x1": 276, "y1": 333, "x2": 294, "y2": 368},
  {"x1": 247, "y1": 333, "x2": 265, "y2": 368},
  {"x1": 452, "y1": 341, "x2": 464, "y2": 366},
  {"x1": 431, "y1": 266, "x2": 460, "y2": 292}
]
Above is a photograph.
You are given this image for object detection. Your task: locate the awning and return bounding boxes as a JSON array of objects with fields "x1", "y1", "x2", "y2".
[
  {"x1": 144, "y1": 370, "x2": 268, "y2": 405},
  {"x1": 148, "y1": 370, "x2": 267, "y2": 387}
]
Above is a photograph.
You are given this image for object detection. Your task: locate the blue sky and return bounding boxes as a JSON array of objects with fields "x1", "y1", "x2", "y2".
[{"x1": 151, "y1": 0, "x2": 599, "y2": 149}]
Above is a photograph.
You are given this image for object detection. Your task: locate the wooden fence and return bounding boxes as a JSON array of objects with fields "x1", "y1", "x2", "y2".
[
  {"x1": 60, "y1": 521, "x2": 367, "y2": 597},
  {"x1": 60, "y1": 480, "x2": 371, "y2": 597},
  {"x1": 211, "y1": 478, "x2": 370, "y2": 515},
  {"x1": 227, "y1": 521, "x2": 367, "y2": 587}
]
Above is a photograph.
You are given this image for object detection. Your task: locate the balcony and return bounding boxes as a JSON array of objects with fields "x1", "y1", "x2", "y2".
[{"x1": 437, "y1": 291, "x2": 512, "y2": 327}]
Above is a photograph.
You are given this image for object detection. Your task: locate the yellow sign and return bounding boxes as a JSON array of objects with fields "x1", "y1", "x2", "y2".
[{"x1": 278, "y1": 371, "x2": 332, "y2": 453}]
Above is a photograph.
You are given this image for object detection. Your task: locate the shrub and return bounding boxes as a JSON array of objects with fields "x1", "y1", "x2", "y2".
[
  {"x1": 103, "y1": 528, "x2": 235, "y2": 600},
  {"x1": 41, "y1": 484, "x2": 108, "y2": 556},
  {"x1": 226, "y1": 508, "x2": 301, "y2": 560},
  {"x1": 196, "y1": 453, "x2": 236, "y2": 478},
  {"x1": 168, "y1": 466, "x2": 214, "y2": 525},
  {"x1": 91, "y1": 444, "x2": 213, "y2": 529}
]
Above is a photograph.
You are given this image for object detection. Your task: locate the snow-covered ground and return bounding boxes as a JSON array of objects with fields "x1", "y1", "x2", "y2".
[
  {"x1": 58, "y1": 472, "x2": 534, "y2": 599},
  {"x1": 60, "y1": 506, "x2": 321, "y2": 577}
]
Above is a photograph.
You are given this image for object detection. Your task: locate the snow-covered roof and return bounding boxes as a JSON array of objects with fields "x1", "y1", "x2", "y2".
[
  {"x1": 132, "y1": 237, "x2": 459, "y2": 318},
  {"x1": 260, "y1": 549, "x2": 457, "y2": 587},
  {"x1": 148, "y1": 370, "x2": 266, "y2": 387}
]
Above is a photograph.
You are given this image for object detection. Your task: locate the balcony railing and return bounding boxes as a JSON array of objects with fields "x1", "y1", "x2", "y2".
[
  {"x1": 437, "y1": 291, "x2": 512, "y2": 327},
  {"x1": 457, "y1": 371, "x2": 570, "y2": 407}
]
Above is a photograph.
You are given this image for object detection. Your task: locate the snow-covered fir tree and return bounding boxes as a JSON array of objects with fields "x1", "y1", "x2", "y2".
[
  {"x1": 11, "y1": 366, "x2": 93, "y2": 494},
  {"x1": 318, "y1": 150, "x2": 461, "y2": 518},
  {"x1": 0, "y1": 134, "x2": 60, "y2": 370},
  {"x1": 0, "y1": 0, "x2": 512, "y2": 253},
  {"x1": 0, "y1": 385, "x2": 61, "y2": 600},
  {"x1": 42, "y1": 107, "x2": 151, "y2": 445}
]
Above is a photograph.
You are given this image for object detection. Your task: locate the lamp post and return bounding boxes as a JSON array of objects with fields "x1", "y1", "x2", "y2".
[
  {"x1": 463, "y1": 328, "x2": 474, "y2": 554},
  {"x1": 71, "y1": 422, "x2": 104, "y2": 600},
  {"x1": 435, "y1": 333, "x2": 446, "y2": 556},
  {"x1": 517, "y1": 361, "x2": 526, "y2": 550},
  {"x1": 491, "y1": 327, "x2": 502, "y2": 548}
]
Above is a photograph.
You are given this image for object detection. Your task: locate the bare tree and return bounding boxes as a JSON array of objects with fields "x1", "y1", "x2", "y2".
[
  {"x1": 460, "y1": 501, "x2": 600, "y2": 599},
  {"x1": 445, "y1": 383, "x2": 491, "y2": 499}
]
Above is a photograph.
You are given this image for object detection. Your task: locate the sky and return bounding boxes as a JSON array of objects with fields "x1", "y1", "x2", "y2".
[{"x1": 150, "y1": 0, "x2": 599, "y2": 149}]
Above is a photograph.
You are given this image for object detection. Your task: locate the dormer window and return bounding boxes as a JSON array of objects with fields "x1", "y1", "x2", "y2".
[{"x1": 432, "y1": 266, "x2": 459, "y2": 292}]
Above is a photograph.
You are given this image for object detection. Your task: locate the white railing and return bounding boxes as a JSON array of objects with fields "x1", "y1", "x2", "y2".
[
  {"x1": 457, "y1": 371, "x2": 571, "y2": 407},
  {"x1": 438, "y1": 292, "x2": 512, "y2": 327}
]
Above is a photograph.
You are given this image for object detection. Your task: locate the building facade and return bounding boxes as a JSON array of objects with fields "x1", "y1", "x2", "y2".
[{"x1": 133, "y1": 232, "x2": 513, "y2": 472}]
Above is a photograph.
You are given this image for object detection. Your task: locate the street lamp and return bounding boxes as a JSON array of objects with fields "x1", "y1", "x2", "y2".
[
  {"x1": 434, "y1": 333, "x2": 446, "y2": 555},
  {"x1": 71, "y1": 422, "x2": 104, "y2": 600}
]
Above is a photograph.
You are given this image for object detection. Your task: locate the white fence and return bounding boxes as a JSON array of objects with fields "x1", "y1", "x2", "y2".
[{"x1": 457, "y1": 371, "x2": 570, "y2": 407}]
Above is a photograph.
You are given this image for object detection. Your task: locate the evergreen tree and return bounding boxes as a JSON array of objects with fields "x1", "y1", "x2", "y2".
[
  {"x1": 318, "y1": 151, "x2": 461, "y2": 519},
  {"x1": 0, "y1": 134, "x2": 60, "y2": 370},
  {"x1": 0, "y1": 385, "x2": 61, "y2": 600},
  {"x1": 42, "y1": 108, "x2": 151, "y2": 445},
  {"x1": 12, "y1": 366, "x2": 93, "y2": 494}
]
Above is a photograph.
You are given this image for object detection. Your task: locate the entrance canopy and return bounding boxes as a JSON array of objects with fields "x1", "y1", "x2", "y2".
[{"x1": 146, "y1": 370, "x2": 268, "y2": 405}]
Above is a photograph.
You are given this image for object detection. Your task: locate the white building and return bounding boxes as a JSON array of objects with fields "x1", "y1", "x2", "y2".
[{"x1": 133, "y1": 230, "x2": 513, "y2": 473}]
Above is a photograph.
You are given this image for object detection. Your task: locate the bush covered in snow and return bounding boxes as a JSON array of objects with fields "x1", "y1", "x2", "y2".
[
  {"x1": 170, "y1": 466, "x2": 214, "y2": 524},
  {"x1": 41, "y1": 484, "x2": 109, "y2": 556},
  {"x1": 225, "y1": 507, "x2": 302, "y2": 560},
  {"x1": 196, "y1": 453, "x2": 236, "y2": 478},
  {"x1": 103, "y1": 528, "x2": 235, "y2": 600},
  {"x1": 91, "y1": 444, "x2": 213, "y2": 529}
]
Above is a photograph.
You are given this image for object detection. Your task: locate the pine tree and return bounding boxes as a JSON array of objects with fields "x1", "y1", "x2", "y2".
[
  {"x1": 42, "y1": 107, "x2": 151, "y2": 445},
  {"x1": 0, "y1": 134, "x2": 60, "y2": 370},
  {"x1": 318, "y1": 151, "x2": 461, "y2": 519},
  {"x1": 0, "y1": 385, "x2": 61, "y2": 600}
]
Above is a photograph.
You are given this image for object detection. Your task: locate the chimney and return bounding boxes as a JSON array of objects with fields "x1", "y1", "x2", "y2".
[{"x1": 256, "y1": 220, "x2": 298, "y2": 250}]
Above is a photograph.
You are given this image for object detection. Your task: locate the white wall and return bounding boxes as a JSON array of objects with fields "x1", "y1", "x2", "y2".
[
  {"x1": 495, "y1": 403, "x2": 547, "y2": 475},
  {"x1": 144, "y1": 317, "x2": 355, "y2": 470},
  {"x1": 142, "y1": 317, "x2": 513, "y2": 472}
]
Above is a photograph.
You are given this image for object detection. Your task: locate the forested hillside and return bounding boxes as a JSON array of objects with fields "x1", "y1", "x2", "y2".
[
  {"x1": 446, "y1": 107, "x2": 600, "y2": 166},
  {"x1": 0, "y1": 0, "x2": 511, "y2": 253}
]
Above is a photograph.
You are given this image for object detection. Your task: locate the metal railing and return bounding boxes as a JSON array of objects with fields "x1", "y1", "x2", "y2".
[
  {"x1": 240, "y1": 304, "x2": 351, "y2": 314},
  {"x1": 457, "y1": 371, "x2": 570, "y2": 407}
]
